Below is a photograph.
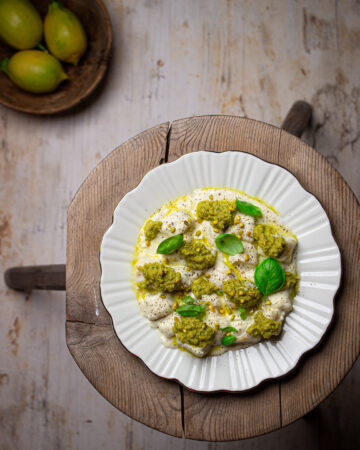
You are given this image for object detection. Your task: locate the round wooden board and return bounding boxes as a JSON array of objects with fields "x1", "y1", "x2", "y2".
[{"x1": 66, "y1": 116, "x2": 360, "y2": 441}]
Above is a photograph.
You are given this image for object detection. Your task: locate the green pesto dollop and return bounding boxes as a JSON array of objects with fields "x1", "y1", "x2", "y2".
[
  {"x1": 223, "y1": 278, "x2": 262, "y2": 309},
  {"x1": 144, "y1": 220, "x2": 162, "y2": 241},
  {"x1": 282, "y1": 272, "x2": 299, "y2": 290},
  {"x1": 179, "y1": 240, "x2": 216, "y2": 270},
  {"x1": 173, "y1": 317, "x2": 216, "y2": 347},
  {"x1": 139, "y1": 262, "x2": 183, "y2": 293},
  {"x1": 246, "y1": 311, "x2": 282, "y2": 339},
  {"x1": 191, "y1": 276, "x2": 218, "y2": 298},
  {"x1": 253, "y1": 224, "x2": 286, "y2": 258},
  {"x1": 197, "y1": 200, "x2": 236, "y2": 230}
]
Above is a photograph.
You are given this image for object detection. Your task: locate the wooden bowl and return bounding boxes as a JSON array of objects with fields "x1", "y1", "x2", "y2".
[{"x1": 0, "y1": 0, "x2": 112, "y2": 115}]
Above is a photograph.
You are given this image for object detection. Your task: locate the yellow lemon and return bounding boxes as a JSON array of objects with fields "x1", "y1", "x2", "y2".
[
  {"x1": 0, "y1": 50, "x2": 69, "y2": 94},
  {"x1": 44, "y1": 1, "x2": 87, "y2": 65},
  {"x1": 0, "y1": 0, "x2": 43, "y2": 50}
]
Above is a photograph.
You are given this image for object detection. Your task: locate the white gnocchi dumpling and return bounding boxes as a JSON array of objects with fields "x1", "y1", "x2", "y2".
[
  {"x1": 228, "y1": 213, "x2": 255, "y2": 243},
  {"x1": 139, "y1": 294, "x2": 172, "y2": 320},
  {"x1": 229, "y1": 242, "x2": 258, "y2": 266},
  {"x1": 162, "y1": 210, "x2": 193, "y2": 235},
  {"x1": 157, "y1": 313, "x2": 177, "y2": 338},
  {"x1": 176, "y1": 340, "x2": 212, "y2": 357},
  {"x1": 174, "y1": 266, "x2": 201, "y2": 288},
  {"x1": 266, "y1": 289, "x2": 293, "y2": 316},
  {"x1": 277, "y1": 236, "x2": 297, "y2": 264}
]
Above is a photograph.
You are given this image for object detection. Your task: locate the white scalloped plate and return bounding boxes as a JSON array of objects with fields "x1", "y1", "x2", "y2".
[{"x1": 99, "y1": 151, "x2": 341, "y2": 392}]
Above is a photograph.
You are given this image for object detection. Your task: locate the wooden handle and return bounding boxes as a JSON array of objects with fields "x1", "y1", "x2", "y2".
[
  {"x1": 281, "y1": 100, "x2": 312, "y2": 137},
  {"x1": 4, "y1": 265, "x2": 66, "y2": 291}
]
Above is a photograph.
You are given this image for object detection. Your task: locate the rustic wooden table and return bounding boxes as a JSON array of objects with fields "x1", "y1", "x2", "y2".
[
  {"x1": 1, "y1": 1, "x2": 359, "y2": 449},
  {"x1": 7, "y1": 107, "x2": 359, "y2": 441}
]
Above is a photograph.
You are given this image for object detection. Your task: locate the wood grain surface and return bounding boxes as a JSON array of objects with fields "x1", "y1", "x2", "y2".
[
  {"x1": 4, "y1": 264, "x2": 66, "y2": 291},
  {"x1": 167, "y1": 115, "x2": 360, "y2": 440},
  {"x1": 65, "y1": 115, "x2": 359, "y2": 440},
  {"x1": 277, "y1": 130, "x2": 360, "y2": 426},
  {"x1": 66, "y1": 122, "x2": 183, "y2": 437},
  {"x1": 1, "y1": 1, "x2": 359, "y2": 449}
]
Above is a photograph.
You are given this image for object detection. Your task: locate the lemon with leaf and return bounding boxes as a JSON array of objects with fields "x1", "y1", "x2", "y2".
[
  {"x1": 0, "y1": 0, "x2": 43, "y2": 50},
  {"x1": 0, "y1": 50, "x2": 69, "y2": 94},
  {"x1": 44, "y1": 1, "x2": 87, "y2": 65}
]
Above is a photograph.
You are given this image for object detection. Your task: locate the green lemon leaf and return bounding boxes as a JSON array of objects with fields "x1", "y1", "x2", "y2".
[
  {"x1": 176, "y1": 303, "x2": 205, "y2": 317},
  {"x1": 0, "y1": 58, "x2": 10, "y2": 73},
  {"x1": 220, "y1": 326, "x2": 237, "y2": 333},
  {"x1": 236, "y1": 200, "x2": 262, "y2": 218},
  {"x1": 182, "y1": 295, "x2": 195, "y2": 304},
  {"x1": 215, "y1": 233, "x2": 244, "y2": 255},
  {"x1": 221, "y1": 334, "x2": 237, "y2": 346},
  {"x1": 239, "y1": 307, "x2": 247, "y2": 320},
  {"x1": 254, "y1": 258, "x2": 285, "y2": 295},
  {"x1": 156, "y1": 234, "x2": 183, "y2": 254}
]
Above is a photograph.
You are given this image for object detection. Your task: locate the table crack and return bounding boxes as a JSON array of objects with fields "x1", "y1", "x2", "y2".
[{"x1": 66, "y1": 317, "x2": 111, "y2": 327}]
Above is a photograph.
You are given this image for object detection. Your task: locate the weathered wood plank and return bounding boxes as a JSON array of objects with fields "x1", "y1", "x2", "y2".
[
  {"x1": 277, "y1": 129, "x2": 360, "y2": 426},
  {"x1": 168, "y1": 116, "x2": 283, "y2": 440},
  {"x1": 66, "y1": 321, "x2": 182, "y2": 436},
  {"x1": 66, "y1": 122, "x2": 169, "y2": 325},
  {"x1": 66, "y1": 122, "x2": 183, "y2": 437},
  {"x1": 4, "y1": 265, "x2": 66, "y2": 291},
  {"x1": 167, "y1": 115, "x2": 360, "y2": 441},
  {"x1": 168, "y1": 115, "x2": 282, "y2": 163},
  {"x1": 181, "y1": 385, "x2": 282, "y2": 441}
]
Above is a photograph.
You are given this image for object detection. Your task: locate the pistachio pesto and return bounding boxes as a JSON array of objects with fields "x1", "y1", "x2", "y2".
[
  {"x1": 144, "y1": 220, "x2": 162, "y2": 241},
  {"x1": 197, "y1": 200, "x2": 236, "y2": 230},
  {"x1": 139, "y1": 262, "x2": 183, "y2": 293},
  {"x1": 133, "y1": 187, "x2": 298, "y2": 357},
  {"x1": 253, "y1": 224, "x2": 286, "y2": 258},
  {"x1": 191, "y1": 276, "x2": 218, "y2": 298},
  {"x1": 246, "y1": 311, "x2": 282, "y2": 339},
  {"x1": 179, "y1": 240, "x2": 217, "y2": 270},
  {"x1": 173, "y1": 317, "x2": 216, "y2": 347},
  {"x1": 223, "y1": 278, "x2": 262, "y2": 309},
  {"x1": 283, "y1": 272, "x2": 299, "y2": 291}
]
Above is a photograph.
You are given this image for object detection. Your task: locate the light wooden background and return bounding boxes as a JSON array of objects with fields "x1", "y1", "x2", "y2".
[{"x1": 0, "y1": 1, "x2": 359, "y2": 449}]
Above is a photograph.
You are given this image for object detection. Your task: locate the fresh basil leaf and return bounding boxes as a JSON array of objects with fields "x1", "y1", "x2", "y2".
[
  {"x1": 236, "y1": 200, "x2": 262, "y2": 218},
  {"x1": 239, "y1": 307, "x2": 246, "y2": 320},
  {"x1": 220, "y1": 326, "x2": 237, "y2": 333},
  {"x1": 215, "y1": 233, "x2": 244, "y2": 255},
  {"x1": 182, "y1": 295, "x2": 195, "y2": 304},
  {"x1": 217, "y1": 289, "x2": 223, "y2": 295},
  {"x1": 221, "y1": 334, "x2": 236, "y2": 346},
  {"x1": 157, "y1": 234, "x2": 183, "y2": 254},
  {"x1": 176, "y1": 303, "x2": 204, "y2": 317},
  {"x1": 254, "y1": 258, "x2": 285, "y2": 295}
]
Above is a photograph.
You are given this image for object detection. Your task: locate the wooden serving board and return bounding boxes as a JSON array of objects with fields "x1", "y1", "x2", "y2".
[{"x1": 65, "y1": 116, "x2": 360, "y2": 441}]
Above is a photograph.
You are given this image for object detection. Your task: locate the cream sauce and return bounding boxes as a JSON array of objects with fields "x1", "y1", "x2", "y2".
[{"x1": 132, "y1": 187, "x2": 298, "y2": 357}]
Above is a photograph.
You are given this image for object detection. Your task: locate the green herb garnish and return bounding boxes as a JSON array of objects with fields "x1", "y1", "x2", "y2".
[
  {"x1": 239, "y1": 307, "x2": 246, "y2": 320},
  {"x1": 217, "y1": 289, "x2": 223, "y2": 295},
  {"x1": 156, "y1": 234, "x2": 183, "y2": 254},
  {"x1": 220, "y1": 326, "x2": 237, "y2": 333},
  {"x1": 176, "y1": 303, "x2": 205, "y2": 317},
  {"x1": 182, "y1": 295, "x2": 195, "y2": 304},
  {"x1": 215, "y1": 233, "x2": 244, "y2": 255},
  {"x1": 254, "y1": 258, "x2": 285, "y2": 295},
  {"x1": 236, "y1": 200, "x2": 262, "y2": 218},
  {"x1": 221, "y1": 334, "x2": 237, "y2": 346}
]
